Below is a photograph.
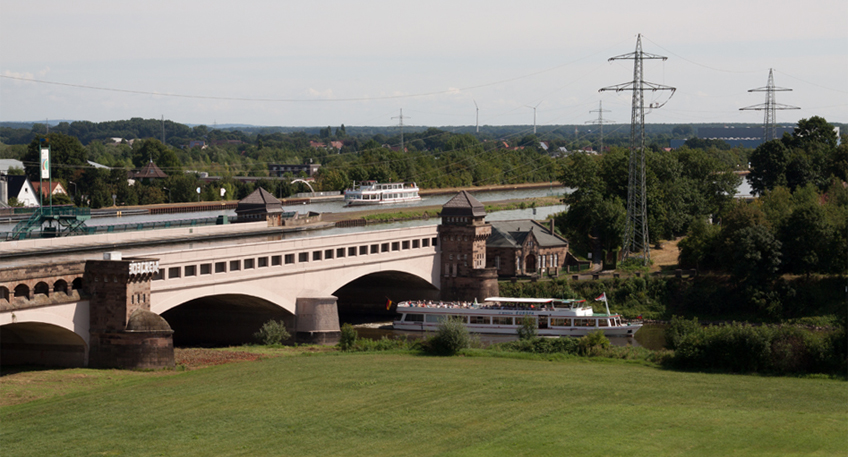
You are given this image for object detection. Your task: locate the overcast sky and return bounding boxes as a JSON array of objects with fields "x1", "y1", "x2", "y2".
[{"x1": 2, "y1": 0, "x2": 846, "y2": 129}]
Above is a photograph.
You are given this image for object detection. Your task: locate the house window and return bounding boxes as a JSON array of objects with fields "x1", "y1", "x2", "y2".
[
  {"x1": 229, "y1": 260, "x2": 240, "y2": 271},
  {"x1": 299, "y1": 252, "x2": 309, "y2": 262},
  {"x1": 272, "y1": 255, "x2": 282, "y2": 266},
  {"x1": 258, "y1": 257, "x2": 268, "y2": 267},
  {"x1": 324, "y1": 249, "x2": 334, "y2": 259},
  {"x1": 285, "y1": 254, "x2": 295, "y2": 264},
  {"x1": 169, "y1": 267, "x2": 180, "y2": 279},
  {"x1": 200, "y1": 264, "x2": 212, "y2": 275},
  {"x1": 244, "y1": 258, "x2": 255, "y2": 269},
  {"x1": 349, "y1": 247, "x2": 357, "y2": 256},
  {"x1": 337, "y1": 248, "x2": 345, "y2": 258},
  {"x1": 370, "y1": 244, "x2": 379, "y2": 254},
  {"x1": 184, "y1": 265, "x2": 197, "y2": 277}
]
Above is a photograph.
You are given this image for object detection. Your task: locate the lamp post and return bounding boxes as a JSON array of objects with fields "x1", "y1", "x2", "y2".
[
  {"x1": 68, "y1": 181, "x2": 76, "y2": 205},
  {"x1": 163, "y1": 187, "x2": 170, "y2": 204}
]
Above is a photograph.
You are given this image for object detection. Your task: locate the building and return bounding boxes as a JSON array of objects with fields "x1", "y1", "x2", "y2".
[
  {"x1": 234, "y1": 187, "x2": 285, "y2": 226},
  {"x1": 669, "y1": 126, "x2": 795, "y2": 149},
  {"x1": 438, "y1": 191, "x2": 499, "y2": 302},
  {"x1": 31, "y1": 181, "x2": 68, "y2": 198},
  {"x1": 268, "y1": 162, "x2": 321, "y2": 178},
  {"x1": 128, "y1": 160, "x2": 169, "y2": 180},
  {"x1": 486, "y1": 220, "x2": 569, "y2": 277},
  {"x1": 2, "y1": 175, "x2": 40, "y2": 207}
]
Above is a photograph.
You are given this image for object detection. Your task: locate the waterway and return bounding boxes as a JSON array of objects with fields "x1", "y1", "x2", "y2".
[
  {"x1": 353, "y1": 322, "x2": 667, "y2": 350},
  {"x1": 0, "y1": 185, "x2": 565, "y2": 233}
]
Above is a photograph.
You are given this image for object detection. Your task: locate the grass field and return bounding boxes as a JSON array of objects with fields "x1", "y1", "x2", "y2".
[{"x1": 2, "y1": 351, "x2": 846, "y2": 456}]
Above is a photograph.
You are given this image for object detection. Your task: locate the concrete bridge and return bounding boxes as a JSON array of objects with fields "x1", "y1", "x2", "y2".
[{"x1": 1, "y1": 222, "x2": 442, "y2": 367}]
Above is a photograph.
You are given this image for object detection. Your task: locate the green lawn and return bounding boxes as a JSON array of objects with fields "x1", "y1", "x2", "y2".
[{"x1": 2, "y1": 352, "x2": 846, "y2": 456}]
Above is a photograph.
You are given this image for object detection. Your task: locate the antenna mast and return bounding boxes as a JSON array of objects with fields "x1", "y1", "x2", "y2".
[
  {"x1": 740, "y1": 68, "x2": 799, "y2": 142},
  {"x1": 392, "y1": 109, "x2": 409, "y2": 152},
  {"x1": 586, "y1": 101, "x2": 613, "y2": 153},
  {"x1": 474, "y1": 100, "x2": 479, "y2": 133},
  {"x1": 600, "y1": 34, "x2": 676, "y2": 264}
]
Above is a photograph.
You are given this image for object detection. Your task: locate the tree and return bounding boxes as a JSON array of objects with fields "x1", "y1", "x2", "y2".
[
  {"x1": 24, "y1": 133, "x2": 88, "y2": 183},
  {"x1": 780, "y1": 203, "x2": 831, "y2": 278},
  {"x1": 748, "y1": 140, "x2": 789, "y2": 195},
  {"x1": 791, "y1": 116, "x2": 837, "y2": 150}
]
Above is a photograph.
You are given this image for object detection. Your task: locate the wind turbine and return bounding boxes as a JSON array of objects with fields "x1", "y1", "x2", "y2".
[{"x1": 525, "y1": 101, "x2": 542, "y2": 134}]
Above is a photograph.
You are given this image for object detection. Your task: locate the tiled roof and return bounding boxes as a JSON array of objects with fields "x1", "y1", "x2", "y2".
[
  {"x1": 236, "y1": 187, "x2": 283, "y2": 214},
  {"x1": 441, "y1": 190, "x2": 486, "y2": 217},
  {"x1": 487, "y1": 220, "x2": 568, "y2": 248},
  {"x1": 128, "y1": 161, "x2": 168, "y2": 179}
]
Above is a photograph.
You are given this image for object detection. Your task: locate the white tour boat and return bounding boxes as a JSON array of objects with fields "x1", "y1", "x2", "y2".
[
  {"x1": 393, "y1": 294, "x2": 641, "y2": 337},
  {"x1": 343, "y1": 181, "x2": 421, "y2": 206}
]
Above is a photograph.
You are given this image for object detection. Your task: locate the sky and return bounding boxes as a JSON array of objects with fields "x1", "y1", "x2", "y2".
[{"x1": 1, "y1": 0, "x2": 846, "y2": 129}]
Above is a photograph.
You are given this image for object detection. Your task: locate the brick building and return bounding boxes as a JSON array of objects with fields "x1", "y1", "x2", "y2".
[{"x1": 486, "y1": 220, "x2": 569, "y2": 277}]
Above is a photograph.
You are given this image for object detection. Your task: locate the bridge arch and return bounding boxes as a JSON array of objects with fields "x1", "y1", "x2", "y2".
[
  {"x1": 160, "y1": 293, "x2": 295, "y2": 347},
  {"x1": 332, "y1": 269, "x2": 440, "y2": 320},
  {"x1": 14, "y1": 284, "x2": 29, "y2": 299},
  {"x1": 1, "y1": 313, "x2": 88, "y2": 368}
]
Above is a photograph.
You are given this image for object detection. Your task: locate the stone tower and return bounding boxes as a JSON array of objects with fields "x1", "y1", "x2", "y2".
[
  {"x1": 84, "y1": 255, "x2": 174, "y2": 369},
  {"x1": 438, "y1": 191, "x2": 499, "y2": 301}
]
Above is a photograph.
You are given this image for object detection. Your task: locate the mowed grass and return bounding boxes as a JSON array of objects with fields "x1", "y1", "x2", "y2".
[{"x1": 2, "y1": 352, "x2": 846, "y2": 456}]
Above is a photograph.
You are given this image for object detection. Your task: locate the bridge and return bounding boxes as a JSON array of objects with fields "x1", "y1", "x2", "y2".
[{"x1": 1, "y1": 221, "x2": 442, "y2": 368}]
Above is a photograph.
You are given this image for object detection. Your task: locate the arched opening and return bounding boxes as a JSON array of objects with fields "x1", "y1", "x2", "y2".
[
  {"x1": 1, "y1": 322, "x2": 87, "y2": 368},
  {"x1": 524, "y1": 254, "x2": 537, "y2": 274},
  {"x1": 333, "y1": 271, "x2": 440, "y2": 323},
  {"x1": 14, "y1": 284, "x2": 29, "y2": 299},
  {"x1": 33, "y1": 282, "x2": 49, "y2": 296},
  {"x1": 0, "y1": 286, "x2": 9, "y2": 302},
  {"x1": 160, "y1": 294, "x2": 294, "y2": 347},
  {"x1": 72, "y1": 277, "x2": 83, "y2": 290},
  {"x1": 54, "y1": 279, "x2": 69, "y2": 295}
]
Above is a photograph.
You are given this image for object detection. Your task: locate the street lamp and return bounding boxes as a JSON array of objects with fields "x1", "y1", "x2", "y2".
[
  {"x1": 68, "y1": 181, "x2": 76, "y2": 205},
  {"x1": 163, "y1": 187, "x2": 170, "y2": 204}
]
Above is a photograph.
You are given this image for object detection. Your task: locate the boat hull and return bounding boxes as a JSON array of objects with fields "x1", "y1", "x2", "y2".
[{"x1": 392, "y1": 321, "x2": 640, "y2": 337}]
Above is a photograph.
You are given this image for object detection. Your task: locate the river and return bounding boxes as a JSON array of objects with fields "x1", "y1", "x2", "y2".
[{"x1": 352, "y1": 322, "x2": 667, "y2": 350}]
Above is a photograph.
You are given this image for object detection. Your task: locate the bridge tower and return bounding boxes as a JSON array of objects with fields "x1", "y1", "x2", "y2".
[
  {"x1": 438, "y1": 191, "x2": 499, "y2": 302},
  {"x1": 84, "y1": 255, "x2": 174, "y2": 369}
]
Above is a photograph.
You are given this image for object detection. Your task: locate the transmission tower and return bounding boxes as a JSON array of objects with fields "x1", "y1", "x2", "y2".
[
  {"x1": 392, "y1": 109, "x2": 410, "y2": 152},
  {"x1": 474, "y1": 100, "x2": 479, "y2": 133},
  {"x1": 600, "y1": 34, "x2": 676, "y2": 264},
  {"x1": 585, "y1": 101, "x2": 613, "y2": 154},
  {"x1": 740, "y1": 68, "x2": 799, "y2": 142}
]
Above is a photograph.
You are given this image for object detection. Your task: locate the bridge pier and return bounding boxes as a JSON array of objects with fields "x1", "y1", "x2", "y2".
[{"x1": 295, "y1": 297, "x2": 340, "y2": 344}]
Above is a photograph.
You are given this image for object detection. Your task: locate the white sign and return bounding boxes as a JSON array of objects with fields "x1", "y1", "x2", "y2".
[
  {"x1": 40, "y1": 147, "x2": 50, "y2": 179},
  {"x1": 129, "y1": 260, "x2": 160, "y2": 275},
  {"x1": 196, "y1": 187, "x2": 201, "y2": 194},
  {"x1": 220, "y1": 188, "x2": 226, "y2": 197}
]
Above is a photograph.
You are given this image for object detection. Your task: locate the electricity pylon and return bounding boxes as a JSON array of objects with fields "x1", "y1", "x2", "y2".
[
  {"x1": 740, "y1": 68, "x2": 799, "y2": 142},
  {"x1": 600, "y1": 34, "x2": 676, "y2": 264},
  {"x1": 392, "y1": 109, "x2": 409, "y2": 152},
  {"x1": 585, "y1": 101, "x2": 613, "y2": 154}
]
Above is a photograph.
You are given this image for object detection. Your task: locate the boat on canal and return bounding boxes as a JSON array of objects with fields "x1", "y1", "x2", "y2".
[
  {"x1": 343, "y1": 181, "x2": 421, "y2": 206},
  {"x1": 393, "y1": 294, "x2": 641, "y2": 337}
]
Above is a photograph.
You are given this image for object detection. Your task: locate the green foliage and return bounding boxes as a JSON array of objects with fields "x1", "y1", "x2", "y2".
[
  {"x1": 517, "y1": 315, "x2": 537, "y2": 341},
  {"x1": 338, "y1": 323, "x2": 358, "y2": 351},
  {"x1": 666, "y1": 318, "x2": 847, "y2": 375},
  {"x1": 578, "y1": 330, "x2": 611, "y2": 356},
  {"x1": 5, "y1": 166, "x2": 24, "y2": 175},
  {"x1": 253, "y1": 320, "x2": 290, "y2": 346},
  {"x1": 664, "y1": 315, "x2": 701, "y2": 350},
  {"x1": 427, "y1": 317, "x2": 471, "y2": 355},
  {"x1": 347, "y1": 336, "x2": 415, "y2": 352}
]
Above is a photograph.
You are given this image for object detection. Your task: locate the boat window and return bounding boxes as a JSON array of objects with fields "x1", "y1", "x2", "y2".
[
  {"x1": 551, "y1": 318, "x2": 571, "y2": 327},
  {"x1": 469, "y1": 316, "x2": 489, "y2": 325},
  {"x1": 404, "y1": 314, "x2": 424, "y2": 322},
  {"x1": 492, "y1": 316, "x2": 512, "y2": 325},
  {"x1": 598, "y1": 319, "x2": 609, "y2": 327},
  {"x1": 425, "y1": 314, "x2": 443, "y2": 323}
]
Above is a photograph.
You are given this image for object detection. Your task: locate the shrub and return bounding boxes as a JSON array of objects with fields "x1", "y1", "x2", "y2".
[
  {"x1": 578, "y1": 330, "x2": 611, "y2": 356},
  {"x1": 517, "y1": 315, "x2": 538, "y2": 341},
  {"x1": 338, "y1": 323, "x2": 357, "y2": 351},
  {"x1": 352, "y1": 336, "x2": 413, "y2": 352},
  {"x1": 428, "y1": 317, "x2": 470, "y2": 355},
  {"x1": 665, "y1": 316, "x2": 702, "y2": 350},
  {"x1": 254, "y1": 320, "x2": 290, "y2": 346}
]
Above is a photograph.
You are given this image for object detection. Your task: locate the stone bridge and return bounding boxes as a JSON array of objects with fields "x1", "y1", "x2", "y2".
[{"x1": 1, "y1": 224, "x2": 441, "y2": 367}]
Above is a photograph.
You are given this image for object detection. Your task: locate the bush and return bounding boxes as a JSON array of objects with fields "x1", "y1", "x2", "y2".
[
  {"x1": 352, "y1": 336, "x2": 413, "y2": 352},
  {"x1": 428, "y1": 317, "x2": 470, "y2": 355},
  {"x1": 254, "y1": 320, "x2": 290, "y2": 346},
  {"x1": 338, "y1": 323, "x2": 357, "y2": 351},
  {"x1": 665, "y1": 316, "x2": 702, "y2": 350},
  {"x1": 578, "y1": 330, "x2": 611, "y2": 356},
  {"x1": 517, "y1": 315, "x2": 538, "y2": 341}
]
